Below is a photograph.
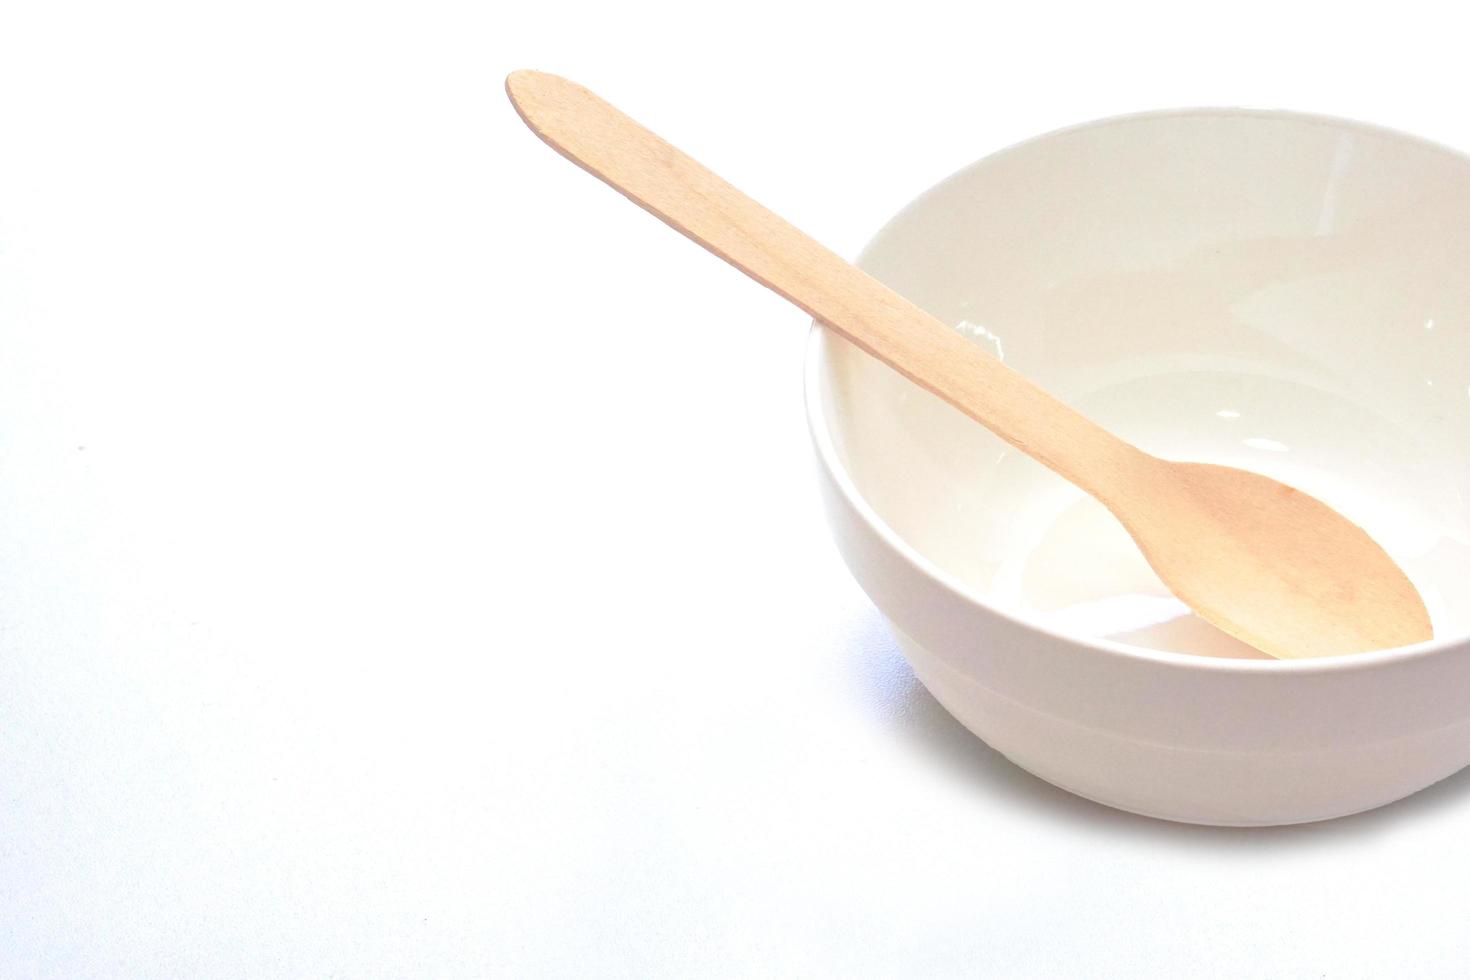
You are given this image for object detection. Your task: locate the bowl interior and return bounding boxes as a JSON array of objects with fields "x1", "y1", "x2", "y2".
[{"x1": 817, "y1": 110, "x2": 1470, "y2": 659}]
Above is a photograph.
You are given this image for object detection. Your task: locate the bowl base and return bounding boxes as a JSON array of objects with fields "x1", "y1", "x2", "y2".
[{"x1": 891, "y1": 623, "x2": 1470, "y2": 827}]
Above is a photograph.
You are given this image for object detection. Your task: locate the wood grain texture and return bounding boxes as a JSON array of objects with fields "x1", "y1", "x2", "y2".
[{"x1": 506, "y1": 70, "x2": 1433, "y2": 659}]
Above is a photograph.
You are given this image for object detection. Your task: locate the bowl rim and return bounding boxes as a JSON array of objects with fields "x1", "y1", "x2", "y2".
[{"x1": 803, "y1": 105, "x2": 1470, "y2": 675}]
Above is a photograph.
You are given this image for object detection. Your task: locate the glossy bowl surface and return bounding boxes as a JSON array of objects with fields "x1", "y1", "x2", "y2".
[{"x1": 806, "y1": 109, "x2": 1470, "y2": 825}]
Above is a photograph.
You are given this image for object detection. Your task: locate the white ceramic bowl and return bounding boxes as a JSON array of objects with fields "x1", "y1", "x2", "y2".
[{"x1": 806, "y1": 109, "x2": 1470, "y2": 826}]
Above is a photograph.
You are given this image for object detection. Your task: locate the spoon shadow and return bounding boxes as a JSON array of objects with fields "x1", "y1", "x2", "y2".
[{"x1": 845, "y1": 607, "x2": 1470, "y2": 847}]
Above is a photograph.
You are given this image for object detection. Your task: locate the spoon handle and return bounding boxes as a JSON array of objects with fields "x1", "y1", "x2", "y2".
[{"x1": 506, "y1": 71, "x2": 1149, "y2": 501}]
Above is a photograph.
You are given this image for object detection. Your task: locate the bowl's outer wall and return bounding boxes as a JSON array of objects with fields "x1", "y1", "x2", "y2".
[{"x1": 809, "y1": 411, "x2": 1470, "y2": 823}]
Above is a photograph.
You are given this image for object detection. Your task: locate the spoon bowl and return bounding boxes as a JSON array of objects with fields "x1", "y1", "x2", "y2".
[{"x1": 1115, "y1": 460, "x2": 1431, "y2": 659}]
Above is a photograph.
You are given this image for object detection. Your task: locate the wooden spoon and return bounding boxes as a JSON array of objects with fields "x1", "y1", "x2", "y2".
[{"x1": 505, "y1": 70, "x2": 1433, "y2": 660}]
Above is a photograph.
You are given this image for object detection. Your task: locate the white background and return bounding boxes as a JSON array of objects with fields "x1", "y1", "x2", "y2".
[{"x1": 3, "y1": 1, "x2": 1470, "y2": 976}]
